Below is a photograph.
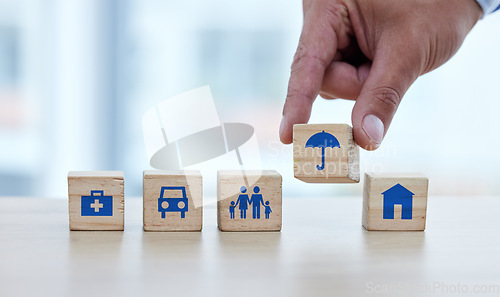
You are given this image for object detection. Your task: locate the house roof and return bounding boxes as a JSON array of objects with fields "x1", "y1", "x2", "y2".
[{"x1": 382, "y1": 183, "x2": 414, "y2": 196}]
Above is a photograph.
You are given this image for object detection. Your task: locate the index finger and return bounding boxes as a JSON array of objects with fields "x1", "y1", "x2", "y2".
[{"x1": 280, "y1": 0, "x2": 346, "y2": 144}]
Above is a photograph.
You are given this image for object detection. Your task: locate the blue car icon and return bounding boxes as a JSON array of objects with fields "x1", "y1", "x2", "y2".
[{"x1": 158, "y1": 186, "x2": 188, "y2": 218}]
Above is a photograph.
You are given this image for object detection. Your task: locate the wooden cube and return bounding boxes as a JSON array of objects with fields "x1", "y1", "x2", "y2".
[
  {"x1": 293, "y1": 124, "x2": 360, "y2": 183},
  {"x1": 362, "y1": 173, "x2": 428, "y2": 231},
  {"x1": 68, "y1": 171, "x2": 124, "y2": 231},
  {"x1": 143, "y1": 170, "x2": 202, "y2": 231},
  {"x1": 217, "y1": 170, "x2": 282, "y2": 231}
]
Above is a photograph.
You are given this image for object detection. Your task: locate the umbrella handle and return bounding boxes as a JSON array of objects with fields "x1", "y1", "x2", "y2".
[{"x1": 316, "y1": 147, "x2": 325, "y2": 171}]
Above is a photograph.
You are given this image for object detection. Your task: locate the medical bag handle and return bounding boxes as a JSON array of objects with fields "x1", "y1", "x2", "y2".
[{"x1": 91, "y1": 190, "x2": 104, "y2": 196}]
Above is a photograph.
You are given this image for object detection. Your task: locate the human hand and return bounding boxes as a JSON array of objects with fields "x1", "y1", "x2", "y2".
[{"x1": 279, "y1": 0, "x2": 482, "y2": 150}]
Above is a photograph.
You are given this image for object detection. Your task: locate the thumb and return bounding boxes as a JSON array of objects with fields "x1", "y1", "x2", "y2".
[{"x1": 351, "y1": 48, "x2": 419, "y2": 150}]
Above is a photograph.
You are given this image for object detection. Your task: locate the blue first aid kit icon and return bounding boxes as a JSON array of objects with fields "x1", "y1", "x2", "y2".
[
  {"x1": 158, "y1": 186, "x2": 188, "y2": 218},
  {"x1": 81, "y1": 190, "x2": 113, "y2": 216}
]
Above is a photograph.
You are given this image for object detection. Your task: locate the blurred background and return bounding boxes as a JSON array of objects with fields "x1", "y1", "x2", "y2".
[{"x1": 0, "y1": 0, "x2": 499, "y2": 199}]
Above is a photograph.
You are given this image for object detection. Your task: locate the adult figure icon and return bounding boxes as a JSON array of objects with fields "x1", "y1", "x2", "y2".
[
  {"x1": 235, "y1": 186, "x2": 250, "y2": 219},
  {"x1": 250, "y1": 186, "x2": 265, "y2": 219}
]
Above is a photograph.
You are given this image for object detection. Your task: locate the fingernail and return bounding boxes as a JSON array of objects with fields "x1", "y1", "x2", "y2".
[
  {"x1": 362, "y1": 114, "x2": 384, "y2": 146},
  {"x1": 279, "y1": 116, "x2": 286, "y2": 137}
]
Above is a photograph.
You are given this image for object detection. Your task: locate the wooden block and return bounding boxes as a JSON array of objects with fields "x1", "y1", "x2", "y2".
[
  {"x1": 68, "y1": 171, "x2": 124, "y2": 231},
  {"x1": 362, "y1": 173, "x2": 428, "y2": 231},
  {"x1": 293, "y1": 124, "x2": 360, "y2": 183},
  {"x1": 143, "y1": 170, "x2": 202, "y2": 231},
  {"x1": 217, "y1": 170, "x2": 282, "y2": 232}
]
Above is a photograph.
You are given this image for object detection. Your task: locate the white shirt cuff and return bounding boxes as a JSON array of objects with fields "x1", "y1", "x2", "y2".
[{"x1": 476, "y1": 0, "x2": 500, "y2": 15}]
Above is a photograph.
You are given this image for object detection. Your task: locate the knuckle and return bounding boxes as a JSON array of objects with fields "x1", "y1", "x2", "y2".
[
  {"x1": 292, "y1": 2, "x2": 349, "y2": 70},
  {"x1": 286, "y1": 82, "x2": 314, "y2": 106},
  {"x1": 371, "y1": 87, "x2": 401, "y2": 111},
  {"x1": 292, "y1": 40, "x2": 328, "y2": 70},
  {"x1": 285, "y1": 84, "x2": 300, "y2": 103}
]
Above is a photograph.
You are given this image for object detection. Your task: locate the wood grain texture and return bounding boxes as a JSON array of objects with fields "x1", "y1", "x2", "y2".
[
  {"x1": 362, "y1": 172, "x2": 428, "y2": 231},
  {"x1": 217, "y1": 170, "x2": 282, "y2": 231},
  {"x1": 143, "y1": 170, "x2": 202, "y2": 231},
  {"x1": 2, "y1": 197, "x2": 500, "y2": 297},
  {"x1": 293, "y1": 124, "x2": 360, "y2": 183},
  {"x1": 68, "y1": 171, "x2": 124, "y2": 231}
]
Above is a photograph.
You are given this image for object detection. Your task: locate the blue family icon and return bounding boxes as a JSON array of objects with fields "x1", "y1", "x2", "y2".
[
  {"x1": 158, "y1": 186, "x2": 188, "y2": 218},
  {"x1": 305, "y1": 130, "x2": 340, "y2": 171},
  {"x1": 229, "y1": 186, "x2": 271, "y2": 220},
  {"x1": 382, "y1": 183, "x2": 414, "y2": 220},
  {"x1": 81, "y1": 190, "x2": 113, "y2": 216}
]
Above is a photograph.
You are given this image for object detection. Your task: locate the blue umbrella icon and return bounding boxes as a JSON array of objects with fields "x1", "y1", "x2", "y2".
[{"x1": 305, "y1": 130, "x2": 341, "y2": 171}]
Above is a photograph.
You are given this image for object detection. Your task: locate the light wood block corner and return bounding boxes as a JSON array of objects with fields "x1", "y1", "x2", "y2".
[
  {"x1": 68, "y1": 171, "x2": 124, "y2": 231},
  {"x1": 362, "y1": 172, "x2": 428, "y2": 231},
  {"x1": 143, "y1": 170, "x2": 202, "y2": 231},
  {"x1": 217, "y1": 170, "x2": 282, "y2": 232},
  {"x1": 293, "y1": 124, "x2": 359, "y2": 183}
]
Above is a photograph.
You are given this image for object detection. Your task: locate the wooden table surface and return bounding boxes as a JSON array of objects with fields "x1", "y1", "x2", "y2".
[{"x1": 0, "y1": 196, "x2": 499, "y2": 297}]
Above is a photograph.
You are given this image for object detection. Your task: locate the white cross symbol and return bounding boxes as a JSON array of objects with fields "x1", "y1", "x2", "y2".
[{"x1": 90, "y1": 199, "x2": 104, "y2": 212}]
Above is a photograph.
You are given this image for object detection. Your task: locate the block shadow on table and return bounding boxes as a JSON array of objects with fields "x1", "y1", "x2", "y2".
[
  {"x1": 360, "y1": 228, "x2": 427, "y2": 287},
  {"x1": 140, "y1": 232, "x2": 203, "y2": 256},
  {"x1": 361, "y1": 228, "x2": 426, "y2": 253},
  {"x1": 68, "y1": 231, "x2": 124, "y2": 260},
  {"x1": 216, "y1": 230, "x2": 282, "y2": 258}
]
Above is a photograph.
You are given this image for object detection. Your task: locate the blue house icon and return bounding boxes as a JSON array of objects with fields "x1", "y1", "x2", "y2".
[{"x1": 382, "y1": 183, "x2": 414, "y2": 220}]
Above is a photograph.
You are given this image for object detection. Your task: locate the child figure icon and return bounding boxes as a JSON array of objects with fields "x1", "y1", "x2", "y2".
[
  {"x1": 229, "y1": 201, "x2": 236, "y2": 219},
  {"x1": 230, "y1": 186, "x2": 270, "y2": 220},
  {"x1": 264, "y1": 201, "x2": 272, "y2": 219}
]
